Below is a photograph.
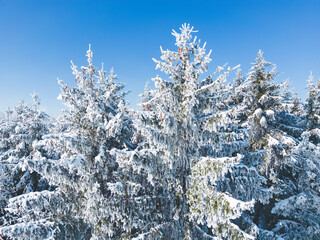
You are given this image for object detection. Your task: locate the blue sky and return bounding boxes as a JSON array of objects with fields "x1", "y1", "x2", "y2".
[{"x1": 0, "y1": 0, "x2": 319, "y2": 117}]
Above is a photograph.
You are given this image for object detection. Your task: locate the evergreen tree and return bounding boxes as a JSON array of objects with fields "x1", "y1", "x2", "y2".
[
  {"x1": 0, "y1": 46, "x2": 136, "y2": 239},
  {"x1": 268, "y1": 73, "x2": 320, "y2": 239},
  {"x1": 270, "y1": 132, "x2": 320, "y2": 239},
  {"x1": 135, "y1": 24, "x2": 257, "y2": 239},
  {"x1": 305, "y1": 72, "x2": 320, "y2": 144},
  {"x1": 229, "y1": 52, "x2": 302, "y2": 238},
  {"x1": 0, "y1": 95, "x2": 49, "y2": 203},
  {"x1": 0, "y1": 95, "x2": 50, "y2": 234},
  {"x1": 0, "y1": 24, "x2": 318, "y2": 240}
]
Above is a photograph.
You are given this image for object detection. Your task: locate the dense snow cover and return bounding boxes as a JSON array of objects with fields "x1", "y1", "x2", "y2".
[{"x1": 0, "y1": 24, "x2": 320, "y2": 239}]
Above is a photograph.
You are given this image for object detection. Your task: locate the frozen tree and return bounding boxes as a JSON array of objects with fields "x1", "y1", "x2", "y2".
[
  {"x1": 0, "y1": 95, "x2": 49, "y2": 161},
  {"x1": 140, "y1": 81, "x2": 153, "y2": 109},
  {"x1": 270, "y1": 131, "x2": 320, "y2": 239},
  {"x1": 241, "y1": 51, "x2": 299, "y2": 181},
  {"x1": 290, "y1": 96, "x2": 304, "y2": 117},
  {"x1": 0, "y1": 95, "x2": 49, "y2": 202},
  {"x1": 0, "y1": 24, "x2": 318, "y2": 240},
  {"x1": 304, "y1": 72, "x2": 320, "y2": 144},
  {"x1": 264, "y1": 74, "x2": 320, "y2": 239},
  {"x1": 306, "y1": 73, "x2": 319, "y2": 121},
  {"x1": 206, "y1": 68, "x2": 280, "y2": 237},
  {"x1": 0, "y1": 46, "x2": 138, "y2": 239},
  {"x1": 0, "y1": 95, "x2": 50, "y2": 232},
  {"x1": 243, "y1": 51, "x2": 281, "y2": 148},
  {"x1": 135, "y1": 24, "x2": 258, "y2": 239},
  {"x1": 224, "y1": 52, "x2": 306, "y2": 238}
]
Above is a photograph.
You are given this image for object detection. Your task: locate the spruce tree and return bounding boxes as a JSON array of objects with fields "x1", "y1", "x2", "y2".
[
  {"x1": 240, "y1": 52, "x2": 309, "y2": 238},
  {"x1": 0, "y1": 46, "x2": 136, "y2": 239},
  {"x1": 0, "y1": 94, "x2": 50, "y2": 235},
  {"x1": 271, "y1": 132, "x2": 320, "y2": 239},
  {"x1": 135, "y1": 24, "x2": 256, "y2": 239}
]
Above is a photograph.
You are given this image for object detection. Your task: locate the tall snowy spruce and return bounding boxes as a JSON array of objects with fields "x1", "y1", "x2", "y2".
[
  {"x1": 134, "y1": 24, "x2": 262, "y2": 239},
  {"x1": 0, "y1": 46, "x2": 138, "y2": 239}
]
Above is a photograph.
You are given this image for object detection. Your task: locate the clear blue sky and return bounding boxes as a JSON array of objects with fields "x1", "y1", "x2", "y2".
[{"x1": 0, "y1": 0, "x2": 319, "y2": 117}]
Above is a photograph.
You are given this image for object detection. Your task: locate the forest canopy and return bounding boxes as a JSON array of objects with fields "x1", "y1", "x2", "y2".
[{"x1": 0, "y1": 24, "x2": 319, "y2": 240}]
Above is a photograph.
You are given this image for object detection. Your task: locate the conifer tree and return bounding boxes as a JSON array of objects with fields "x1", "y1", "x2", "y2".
[
  {"x1": 0, "y1": 95, "x2": 50, "y2": 235},
  {"x1": 135, "y1": 24, "x2": 257, "y2": 239},
  {"x1": 304, "y1": 72, "x2": 320, "y2": 144},
  {"x1": 0, "y1": 46, "x2": 136, "y2": 239},
  {"x1": 267, "y1": 73, "x2": 320, "y2": 239},
  {"x1": 239, "y1": 52, "x2": 310, "y2": 238},
  {"x1": 0, "y1": 95, "x2": 49, "y2": 204},
  {"x1": 270, "y1": 131, "x2": 320, "y2": 239},
  {"x1": 0, "y1": 24, "x2": 318, "y2": 240}
]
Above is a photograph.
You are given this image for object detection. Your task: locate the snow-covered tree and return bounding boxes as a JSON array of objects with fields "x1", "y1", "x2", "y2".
[
  {"x1": 0, "y1": 95, "x2": 50, "y2": 233},
  {"x1": 134, "y1": 23, "x2": 259, "y2": 239},
  {"x1": 306, "y1": 73, "x2": 320, "y2": 121},
  {"x1": 0, "y1": 95, "x2": 49, "y2": 203},
  {"x1": 265, "y1": 74, "x2": 320, "y2": 239},
  {"x1": 243, "y1": 51, "x2": 281, "y2": 148},
  {"x1": 240, "y1": 51, "x2": 300, "y2": 181},
  {"x1": 270, "y1": 131, "x2": 320, "y2": 239},
  {"x1": 1, "y1": 24, "x2": 318, "y2": 240},
  {"x1": 304, "y1": 72, "x2": 320, "y2": 144},
  {"x1": 223, "y1": 51, "x2": 306, "y2": 238},
  {"x1": 0, "y1": 46, "x2": 138, "y2": 239},
  {"x1": 0, "y1": 94, "x2": 49, "y2": 161},
  {"x1": 183, "y1": 60, "x2": 278, "y2": 238}
]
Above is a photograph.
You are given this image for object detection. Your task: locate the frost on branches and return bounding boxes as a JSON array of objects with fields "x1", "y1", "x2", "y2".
[
  {"x1": 0, "y1": 24, "x2": 319, "y2": 240},
  {"x1": 136, "y1": 24, "x2": 259, "y2": 239},
  {"x1": 1, "y1": 46, "x2": 138, "y2": 239},
  {"x1": 0, "y1": 95, "x2": 50, "y2": 230},
  {"x1": 271, "y1": 132, "x2": 320, "y2": 239}
]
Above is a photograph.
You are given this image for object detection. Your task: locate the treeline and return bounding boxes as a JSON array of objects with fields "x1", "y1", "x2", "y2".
[{"x1": 0, "y1": 24, "x2": 319, "y2": 239}]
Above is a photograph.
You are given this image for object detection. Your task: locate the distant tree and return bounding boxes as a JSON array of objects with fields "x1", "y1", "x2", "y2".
[{"x1": 304, "y1": 72, "x2": 320, "y2": 144}]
